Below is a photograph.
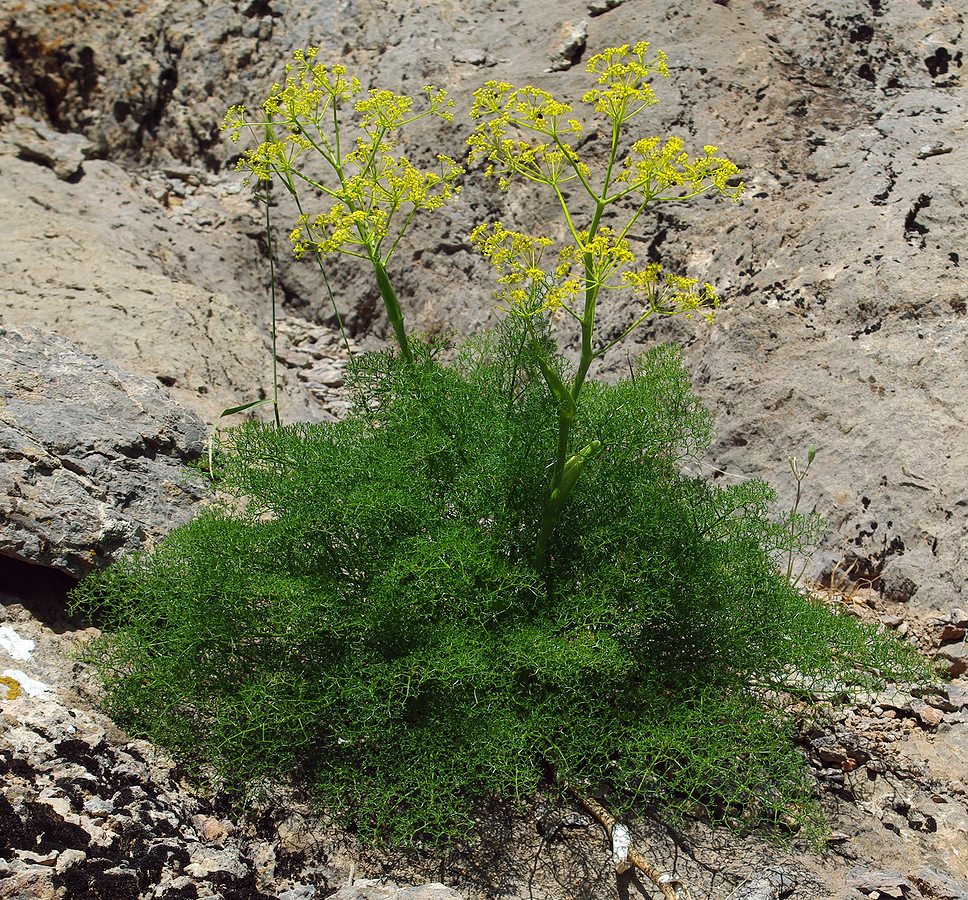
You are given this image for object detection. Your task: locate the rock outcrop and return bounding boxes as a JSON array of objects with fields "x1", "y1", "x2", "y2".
[{"x1": 0, "y1": 325, "x2": 206, "y2": 578}]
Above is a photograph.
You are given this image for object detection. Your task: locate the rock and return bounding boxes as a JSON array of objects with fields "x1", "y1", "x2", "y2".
[
  {"x1": 911, "y1": 866, "x2": 968, "y2": 900},
  {"x1": 548, "y1": 20, "x2": 587, "y2": 72},
  {"x1": 935, "y1": 641, "x2": 968, "y2": 678},
  {"x1": 453, "y1": 47, "x2": 488, "y2": 66},
  {"x1": 331, "y1": 881, "x2": 465, "y2": 900},
  {"x1": 4, "y1": 115, "x2": 92, "y2": 180},
  {"x1": 277, "y1": 887, "x2": 319, "y2": 900},
  {"x1": 299, "y1": 363, "x2": 345, "y2": 388},
  {"x1": 0, "y1": 151, "x2": 327, "y2": 425},
  {"x1": 192, "y1": 814, "x2": 235, "y2": 845},
  {"x1": 587, "y1": 0, "x2": 628, "y2": 14},
  {"x1": 943, "y1": 683, "x2": 968, "y2": 711},
  {"x1": 939, "y1": 625, "x2": 966, "y2": 645},
  {"x1": 184, "y1": 845, "x2": 249, "y2": 880},
  {"x1": 731, "y1": 867, "x2": 797, "y2": 900},
  {"x1": 0, "y1": 867, "x2": 60, "y2": 900},
  {"x1": 848, "y1": 868, "x2": 923, "y2": 899},
  {"x1": 948, "y1": 609, "x2": 968, "y2": 629},
  {"x1": 0, "y1": 325, "x2": 205, "y2": 577},
  {"x1": 55, "y1": 848, "x2": 87, "y2": 873},
  {"x1": 916, "y1": 144, "x2": 953, "y2": 160},
  {"x1": 912, "y1": 702, "x2": 944, "y2": 729}
]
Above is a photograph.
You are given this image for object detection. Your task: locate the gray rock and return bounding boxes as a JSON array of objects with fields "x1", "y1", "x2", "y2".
[
  {"x1": 5, "y1": 116, "x2": 92, "y2": 180},
  {"x1": 935, "y1": 640, "x2": 968, "y2": 678},
  {"x1": 547, "y1": 20, "x2": 588, "y2": 72},
  {"x1": 185, "y1": 845, "x2": 249, "y2": 880},
  {"x1": 0, "y1": 152, "x2": 326, "y2": 425},
  {"x1": 911, "y1": 866, "x2": 968, "y2": 900},
  {"x1": 277, "y1": 887, "x2": 319, "y2": 900},
  {"x1": 587, "y1": 0, "x2": 628, "y2": 14},
  {"x1": 848, "y1": 868, "x2": 923, "y2": 899},
  {"x1": 0, "y1": 324, "x2": 205, "y2": 576},
  {"x1": 731, "y1": 867, "x2": 798, "y2": 900},
  {"x1": 331, "y1": 881, "x2": 465, "y2": 900}
]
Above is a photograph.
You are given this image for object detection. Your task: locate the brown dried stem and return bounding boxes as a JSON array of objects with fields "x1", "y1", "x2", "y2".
[{"x1": 564, "y1": 784, "x2": 681, "y2": 900}]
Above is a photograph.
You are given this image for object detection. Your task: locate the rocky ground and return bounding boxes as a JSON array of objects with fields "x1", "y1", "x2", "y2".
[{"x1": 1, "y1": 0, "x2": 966, "y2": 896}]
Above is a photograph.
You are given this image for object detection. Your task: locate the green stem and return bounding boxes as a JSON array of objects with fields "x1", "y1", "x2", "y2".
[
  {"x1": 372, "y1": 256, "x2": 413, "y2": 364},
  {"x1": 533, "y1": 194, "x2": 609, "y2": 570}
]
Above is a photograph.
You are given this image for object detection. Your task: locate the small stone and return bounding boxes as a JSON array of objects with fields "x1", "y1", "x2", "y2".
[
  {"x1": 935, "y1": 642, "x2": 968, "y2": 677},
  {"x1": 548, "y1": 20, "x2": 587, "y2": 72},
  {"x1": 8, "y1": 116, "x2": 93, "y2": 180},
  {"x1": 939, "y1": 625, "x2": 966, "y2": 645},
  {"x1": 916, "y1": 143, "x2": 953, "y2": 160},
  {"x1": 300, "y1": 364, "x2": 344, "y2": 388},
  {"x1": 17, "y1": 849, "x2": 58, "y2": 866},
  {"x1": 56, "y1": 849, "x2": 87, "y2": 874},
  {"x1": 84, "y1": 797, "x2": 114, "y2": 818},
  {"x1": 278, "y1": 886, "x2": 319, "y2": 900},
  {"x1": 587, "y1": 0, "x2": 627, "y2": 14},
  {"x1": 192, "y1": 814, "x2": 234, "y2": 845},
  {"x1": 912, "y1": 702, "x2": 943, "y2": 729},
  {"x1": 277, "y1": 348, "x2": 316, "y2": 369},
  {"x1": 453, "y1": 47, "x2": 487, "y2": 66},
  {"x1": 943, "y1": 683, "x2": 968, "y2": 711},
  {"x1": 184, "y1": 845, "x2": 249, "y2": 880},
  {"x1": 330, "y1": 880, "x2": 465, "y2": 900},
  {"x1": 817, "y1": 745, "x2": 849, "y2": 766},
  {"x1": 848, "y1": 868, "x2": 921, "y2": 899}
]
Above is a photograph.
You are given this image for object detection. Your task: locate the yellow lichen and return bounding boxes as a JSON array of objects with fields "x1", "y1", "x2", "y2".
[{"x1": 0, "y1": 675, "x2": 22, "y2": 701}]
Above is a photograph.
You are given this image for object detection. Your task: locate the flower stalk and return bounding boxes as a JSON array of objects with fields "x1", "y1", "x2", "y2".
[
  {"x1": 222, "y1": 49, "x2": 462, "y2": 363},
  {"x1": 469, "y1": 42, "x2": 743, "y2": 568}
]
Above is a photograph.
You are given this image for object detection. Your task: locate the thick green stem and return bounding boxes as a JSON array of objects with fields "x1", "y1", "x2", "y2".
[
  {"x1": 372, "y1": 257, "x2": 413, "y2": 364},
  {"x1": 534, "y1": 246, "x2": 602, "y2": 570}
]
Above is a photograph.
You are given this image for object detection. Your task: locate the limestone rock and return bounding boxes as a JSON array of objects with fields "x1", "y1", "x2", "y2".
[
  {"x1": 0, "y1": 151, "x2": 326, "y2": 426},
  {"x1": 5, "y1": 115, "x2": 92, "y2": 181},
  {"x1": 332, "y1": 881, "x2": 465, "y2": 900},
  {"x1": 548, "y1": 20, "x2": 588, "y2": 72},
  {"x1": 0, "y1": 324, "x2": 205, "y2": 577}
]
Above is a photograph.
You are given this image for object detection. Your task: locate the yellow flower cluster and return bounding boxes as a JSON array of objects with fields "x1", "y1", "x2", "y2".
[
  {"x1": 615, "y1": 138, "x2": 743, "y2": 202},
  {"x1": 623, "y1": 265, "x2": 720, "y2": 322},
  {"x1": 468, "y1": 83, "x2": 586, "y2": 190},
  {"x1": 290, "y1": 153, "x2": 462, "y2": 259},
  {"x1": 221, "y1": 50, "x2": 462, "y2": 265},
  {"x1": 581, "y1": 42, "x2": 669, "y2": 119},
  {"x1": 470, "y1": 223, "x2": 583, "y2": 317},
  {"x1": 559, "y1": 227, "x2": 636, "y2": 289},
  {"x1": 467, "y1": 41, "x2": 743, "y2": 206}
]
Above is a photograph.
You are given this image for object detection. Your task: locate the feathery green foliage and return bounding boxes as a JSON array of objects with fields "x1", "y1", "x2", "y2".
[{"x1": 73, "y1": 327, "x2": 928, "y2": 846}]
